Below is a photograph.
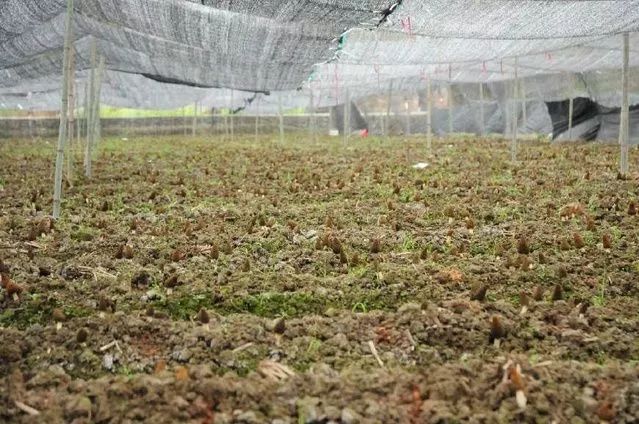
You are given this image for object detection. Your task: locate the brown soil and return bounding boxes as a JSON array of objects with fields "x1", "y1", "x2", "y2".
[{"x1": 1, "y1": 135, "x2": 638, "y2": 423}]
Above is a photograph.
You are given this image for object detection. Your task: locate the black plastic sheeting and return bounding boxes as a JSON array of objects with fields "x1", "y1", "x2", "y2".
[
  {"x1": 331, "y1": 102, "x2": 368, "y2": 134},
  {"x1": 547, "y1": 98, "x2": 639, "y2": 143}
]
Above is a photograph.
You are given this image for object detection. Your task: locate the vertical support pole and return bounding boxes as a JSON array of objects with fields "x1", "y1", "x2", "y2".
[
  {"x1": 385, "y1": 81, "x2": 393, "y2": 138},
  {"x1": 53, "y1": 0, "x2": 74, "y2": 219},
  {"x1": 511, "y1": 57, "x2": 519, "y2": 162},
  {"x1": 448, "y1": 83, "x2": 454, "y2": 135},
  {"x1": 521, "y1": 78, "x2": 527, "y2": 133},
  {"x1": 254, "y1": 95, "x2": 259, "y2": 143},
  {"x1": 310, "y1": 89, "x2": 317, "y2": 143},
  {"x1": 278, "y1": 92, "x2": 284, "y2": 143},
  {"x1": 230, "y1": 89, "x2": 235, "y2": 142},
  {"x1": 90, "y1": 55, "x2": 104, "y2": 157},
  {"x1": 566, "y1": 72, "x2": 574, "y2": 140},
  {"x1": 65, "y1": 34, "x2": 76, "y2": 186},
  {"x1": 427, "y1": 78, "x2": 432, "y2": 153},
  {"x1": 344, "y1": 89, "x2": 350, "y2": 143},
  {"x1": 404, "y1": 98, "x2": 410, "y2": 136},
  {"x1": 192, "y1": 101, "x2": 198, "y2": 136},
  {"x1": 479, "y1": 82, "x2": 485, "y2": 136},
  {"x1": 620, "y1": 32, "x2": 630, "y2": 175}
]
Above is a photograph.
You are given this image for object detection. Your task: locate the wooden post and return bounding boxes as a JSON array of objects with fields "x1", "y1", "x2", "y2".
[
  {"x1": 53, "y1": 0, "x2": 74, "y2": 219},
  {"x1": 427, "y1": 78, "x2": 432, "y2": 153},
  {"x1": 619, "y1": 32, "x2": 630, "y2": 175},
  {"x1": 385, "y1": 81, "x2": 393, "y2": 138},
  {"x1": 404, "y1": 98, "x2": 410, "y2": 135},
  {"x1": 192, "y1": 101, "x2": 198, "y2": 136},
  {"x1": 479, "y1": 82, "x2": 485, "y2": 136},
  {"x1": 89, "y1": 56, "x2": 104, "y2": 162},
  {"x1": 230, "y1": 89, "x2": 235, "y2": 141},
  {"x1": 65, "y1": 35, "x2": 76, "y2": 186},
  {"x1": 343, "y1": 89, "x2": 350, "y2": 143},
  {"x1": 448, "y1": 83, "x2": 454, "y2": 135},
  {"x1": 85, "y1": 40, "x2": 96, "y2": 177},
  {"x1": 521, "y1": 78, "x2": 527, "y2": 133},
  {"x1": 511, "y1": 57, "x2": 519, "y2": 162},
  {"x1": 278, "y1": 92, "x2": 284, "y2": 143},
  {"x1": 567, "y1": 73, "x2": 574, "y2": 140},
  {"x1": 254, "y1": 95, "x2": 259, "y2": 143},
  {"x1": 310, "y1": 89, "x2": 317, "y2": 143}
]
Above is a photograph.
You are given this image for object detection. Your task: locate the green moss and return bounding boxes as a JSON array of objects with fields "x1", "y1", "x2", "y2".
[{"x1": 0, "y1": 298, "x2": 91, "y2": 329}]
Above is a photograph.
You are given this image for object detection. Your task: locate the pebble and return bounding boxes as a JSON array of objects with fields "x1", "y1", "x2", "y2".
[
  {"x1": 172, "y1": 348, "x2": 192, "y2": 363},
  {"x1": 103, "y1": 354, "x2": 114, "y2": 371}
]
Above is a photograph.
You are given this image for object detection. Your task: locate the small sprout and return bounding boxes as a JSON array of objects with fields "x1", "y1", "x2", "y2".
[
  {"x1": 573, "y1": 232, "x2": 585, "y2": 249},
  {"x1": 552, "y1": 284, "x2": 564, "y2": 301},
  {"x1": 163, "y1": 273, "x2": 181, "y2": 288},
  {"x1": 116, "y1": 243, "x2": 134, "y2": 259},
  {"x1": 196, "y1": 308, "x2": 210, "y2": 324},
  {"x1": 240, "y1": 258, "x2": 251, "y2": 272},
  {"x1": 559, "y1": 238, "x2": 572, "y2": 251},
  {"x1": 1, "y1": 274, "x2": 23, "y2": 297},
  {"x1": 339, "y1": 250, "x2": 348, "y2": 265},
  {"x1": 98, "y1": 296, "x2": 116, "y2": 312},
  {"x1": 370, "y1": 238, "x2": 381, "y2": 254},
  {"x1": 131, "y1": 271, "x2": 151, "y2": 288},
  {"x1": 170, "y1": 249, "x2": 186, "y2": 262},
  {"x1": 98, "y1": 200, "x2": 110, "y2": 212},
  {"x1": 516, "y1": 236, "x2": 530, "y2": 254},
  {"x1": 268, "y1": 317, "x2": 286, "y2": 334},
  {"x1": 489, "y1": 316, "x2": 506, "y2": 344},
  {"x1": 76, "y1": 328, "x2": 88, "y2": 343},
  {"x1": 470, "y1": 283, "x2": 488, "y2": 301},
  {"x1": 532, "y1": 285, "x2": 544, "y2": 301},
  {"x1": 209, "y1": 243, "x2": 219, "y2": 260},
  {"x1": 52, "y1": 308, "x2": 66, "y2": 322},
  {"x1": 602, "y1": 233, "x2": 613, "y2": 249},
  {"x1": 221, "y1": 240, "x2": 233, "y2": 254},
  {"x1": 556, "y1": 266, "x2": 568, "y2": 279},
  {"x1": 324, "y1": 215, "x2": 335, "y2": 228}
]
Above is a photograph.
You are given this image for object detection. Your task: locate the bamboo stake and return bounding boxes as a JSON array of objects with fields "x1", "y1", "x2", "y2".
[
  {"x1": 310, "y1": 89, "x2": 317, "y2": 143},
  {"x1": 278, "y1": 92, "x2": 284, "y2": 143},
  {"x1": 511, "y1": 57, "x2": 519, "y2": 162},
  {"x1": 448, "y1": 83, "x2": 453, "y2": 135},
  {"x1": 254, "y1": 95, "x2": 260, "y2": 142},
  {"x1": 65, "y1": 36, "x2": 76, "y2": 187},
  {"x1": 566, "y1": 73, "x2": 574, "y2": 140},
  {"x1": 92, "y1": 55, "x2": 105, "y2": 147},
  {"x1": 619, "y1": 32, "x2": 630, "y2": 175},
  {"x1": 192, "y1": 101, "x2": 198, "y2": 136},
  {"x1": 84, "y1": 40, "x2": 96, "y2": 177},
  {"x1": 230, "y1": 89, "x2": 235, "y2": 142},
  {"x1": 343, "y1": 89, "x2": 350, "y2": 144},
  {"x1": 53, "y1": 0, "x2": 74, "y2": 219},
  {"x1": 427, "y1": 78, "x2": 433, "y2": 154},
  {"x1": 479, "y1": 82, "x2": 485, "y2": 136},
  {"x1": 385, "y1": 81, "x2": 393, "y2": 138}
]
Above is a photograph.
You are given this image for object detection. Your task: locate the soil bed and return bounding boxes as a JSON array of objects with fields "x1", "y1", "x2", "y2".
[{"x1": 1, "y1": 135, "x2": 638, "y2": 423}]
